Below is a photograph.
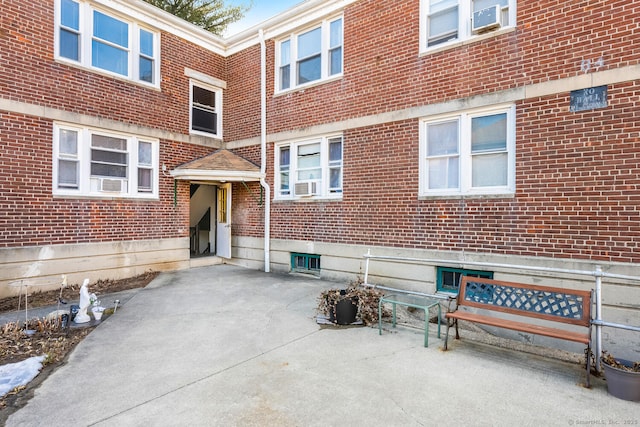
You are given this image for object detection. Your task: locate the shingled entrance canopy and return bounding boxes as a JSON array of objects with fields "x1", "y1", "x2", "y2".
[{"x1": 170, "y1": 149, "x2": 263, "y2": 182}]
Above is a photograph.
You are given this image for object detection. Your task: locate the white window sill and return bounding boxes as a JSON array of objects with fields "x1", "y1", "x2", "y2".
[
  {"x1": 274, "y1": 74, "x2": 343, "y2": 98},
  {"x1": 418, "y1": 192, "x2": 515, "y2": 201},
  {"x1": 419, "y1": 27, "x2": 516, "y2": 57},
  {"x1": 53, "y1": 193, "x2": 159, "y2": 201},
  {"x1": 189, "y1": 129, "x2": 223, "y2": 141},
  {"x1": 274, "y1": 195, "x2": 343, "y2": 203},
  {"x1": 55, "y1": 57, "x2": 161, "y2": 91}
]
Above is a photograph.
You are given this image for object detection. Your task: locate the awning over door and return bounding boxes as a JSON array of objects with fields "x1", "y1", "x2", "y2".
[{"x1": 170, "y1": 149, "x2": 263, "y2": 182}]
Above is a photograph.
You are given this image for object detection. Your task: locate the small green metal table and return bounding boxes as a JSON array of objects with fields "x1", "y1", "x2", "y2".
[{"x1": 378, "y1": 293, "x2": 442, "y2": 347}]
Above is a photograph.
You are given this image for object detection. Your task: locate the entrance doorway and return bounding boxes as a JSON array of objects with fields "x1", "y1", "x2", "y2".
[
  {"x1": 216, "y1": 184, "x2": 231, "y2": 258},
  {"x1": 189, "y1": 183, "x2": 231, "y2": 259}
]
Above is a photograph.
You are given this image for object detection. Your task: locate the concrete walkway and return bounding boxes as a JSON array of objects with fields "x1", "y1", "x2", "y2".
[{"x1": 6, "y1": 265, "x2": 637, "y2": 426}]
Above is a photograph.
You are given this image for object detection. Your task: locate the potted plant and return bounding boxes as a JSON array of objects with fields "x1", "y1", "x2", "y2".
[
  {"x1": 317, "y1": 279, "x2": 387, "y2": 326},
  {"x1": 89, "y1": 293, "x2": 105, "y2": 321},
  {"x1": 318, "y1": 288, "x2": 359, "y2": 325},
  {"x1": 601, "y1": 351, "x2": 640, "y2": 401}
]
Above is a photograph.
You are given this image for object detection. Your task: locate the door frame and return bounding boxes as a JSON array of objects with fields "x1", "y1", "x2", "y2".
[{"x1": 216, "y1": 183, "x2": 232, "y2": 258}]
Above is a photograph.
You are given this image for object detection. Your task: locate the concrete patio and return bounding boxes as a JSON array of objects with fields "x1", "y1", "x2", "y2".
[{"x1": 6, "y1": 265, "x2": 638, "y2": 426}]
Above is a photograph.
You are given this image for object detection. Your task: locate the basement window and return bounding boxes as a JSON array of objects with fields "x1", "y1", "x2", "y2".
[
  {"x1": 291, "y1": 253, "x2": 321, "y2": 275},
  {"x1": 436, "y1": 267, "x2": 493, "y2": 293}
]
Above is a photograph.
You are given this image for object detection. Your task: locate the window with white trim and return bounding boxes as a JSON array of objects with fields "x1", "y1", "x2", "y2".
[
  {"x1": 419, "y1": 105, "x2": 515, "y2": 196},
  {"x1": 422, "y1": 0, "x2": 515, "y2": 51},
  {"x1": 277, "y1": 16, "x2": 343, "y2": 92},
  {"x1": 53, "y1": 123, "x2": 159, "y2": 198},
  {"x1": 275, "y1": 135, "x2": 343, "y2": 199},
  {"x1": 190, "y1": 81, "x2": 222, "y2": 138},
  {"x1": 56, "y1": 0, "x2": 159, "y2": 85}
]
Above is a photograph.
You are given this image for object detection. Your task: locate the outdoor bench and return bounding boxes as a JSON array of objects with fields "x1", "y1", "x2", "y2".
[{"x1": 444, "y1": 276, "x2": 593, "y2": 387}]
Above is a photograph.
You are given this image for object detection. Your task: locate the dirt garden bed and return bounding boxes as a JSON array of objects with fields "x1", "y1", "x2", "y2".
[{"x1": 0, "y1": 271, "x2": 158, "y2": 421}]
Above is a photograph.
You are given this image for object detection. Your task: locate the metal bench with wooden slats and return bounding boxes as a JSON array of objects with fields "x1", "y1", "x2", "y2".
[{"x1": 444, "y1": 276, "x2": 593, "y2": 387}]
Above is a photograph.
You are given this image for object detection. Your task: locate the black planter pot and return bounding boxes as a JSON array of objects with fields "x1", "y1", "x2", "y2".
[{"x1": 333, "y1": 297, "x2": 358, "y2": 325}]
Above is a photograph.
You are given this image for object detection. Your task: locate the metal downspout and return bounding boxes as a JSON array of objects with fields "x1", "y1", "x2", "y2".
[
  {"x1": 595, "y1": 265, "x2": 602, "y2": 371},
  {"x1": 259, "y1": 29, "x2": 271, "y2": 273}
]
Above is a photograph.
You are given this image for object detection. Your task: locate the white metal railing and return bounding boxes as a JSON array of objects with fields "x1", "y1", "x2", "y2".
[{"x1": 363, "y1": 249, "x2": 640, "y2": 371}]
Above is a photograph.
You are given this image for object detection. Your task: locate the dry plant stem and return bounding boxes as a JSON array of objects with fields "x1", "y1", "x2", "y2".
[
  {"x1": 317, "y1": 277, "x2": 390, "y2": 326},
  {"x1": 0, "y1": 272, "x2": 157, "y2": 419},
  {"x1": 601, "y1": 351, "x2": 640, "y2": 372}
]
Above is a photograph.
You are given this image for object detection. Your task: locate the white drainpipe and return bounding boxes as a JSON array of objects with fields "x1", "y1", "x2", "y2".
[{"x1": 259, "y1": 29, "x2": 271, "y2": 273}]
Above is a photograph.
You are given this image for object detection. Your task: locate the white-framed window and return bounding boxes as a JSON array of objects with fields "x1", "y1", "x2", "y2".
[
  {"x1": 275, "y1": 135, "x2": 343, "y2": 200},
  {"x1": 190, "y1": 81, "x2": 222, "y2": 138},
  {"x1": 53, "y1": 123, "x2": 159, "y2": 198},
  {"x1": 419, "y1": 105, "x2": 515, "y2": 197},
  {"x1": 277, "y1": 16, "x2": 343, "y2": 92},
  {"x1": 55, "y1": 0, "x2": 159, "y2": 86},
  {"x1": 421, "y1": 0, "x2": 515, "y2": 51}
]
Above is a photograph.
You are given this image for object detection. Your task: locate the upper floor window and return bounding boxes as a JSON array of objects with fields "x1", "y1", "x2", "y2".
[
  {"x1": 277, "y1": 16, "x2": 343, "y2": 92},
  {"x1": 419, "y1": 105, "x2": 515, "y2": 197},
  {"x1": 422, "y1": 0, "x2": 515, "y2": 51},
  {"x1": 275, "y1": 135, "x2": 343, "y2": 200},
  {"x1": 56, "y1": 0, "x2": 159, "y2": 86},
  {"x1": 190, "y1": 81, "x2": 222, "y2": 138},
  {"x1": 53, "y1": 123, "x2": 159, "y2": 199}
]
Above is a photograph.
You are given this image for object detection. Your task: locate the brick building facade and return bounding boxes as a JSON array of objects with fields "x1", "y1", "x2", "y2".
[{"x1": 1, "y1": 0, "x2": 639, "y2": 357}]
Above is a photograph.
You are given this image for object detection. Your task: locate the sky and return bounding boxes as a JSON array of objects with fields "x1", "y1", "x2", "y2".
[{"x1": 224, "y1": 0, "x2": 302, "y2": 35}]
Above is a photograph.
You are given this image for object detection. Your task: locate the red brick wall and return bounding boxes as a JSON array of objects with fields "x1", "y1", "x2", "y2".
[
  {"x1": 225, "y1": 45, "x2": 263, "y2": 142},
  {"x1": 258, "y1": 81, "x2": 640, "y2": 263},
  {"x1": 0, "y1": 112, "x2": 213, "y2": 247},
  {"x1": 263, "y1": 0, "x2": 640, "y2": 134},
  {"x1": 222, "y1": 0, "x2": 640, "y2": 265},
  {"x1": 0, "y1": 0, "x2": 225, "y2": 135},
  {"x1": 514, "y1": 81, "x2": 640, "y2": 262},
  {"x1": 0, "y1": 0, "x2": 226, "y2": 247},
  {"x1": 230, "y1": 146, "x2": 264, "y2": 236},
  {"x1": 265, "y1": 119, "x2": 421, "y2": 246},
  {"x1": 3, "y1": 0, "x2": 640, "y2": 266}
]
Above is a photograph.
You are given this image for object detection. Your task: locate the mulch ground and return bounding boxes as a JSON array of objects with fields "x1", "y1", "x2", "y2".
[
  {"x1": 0, "y1": 271, "x2": 159, "y2": 421},
  {"x1": 0, "y1": 271, "x2": 159, "y2": 313}
]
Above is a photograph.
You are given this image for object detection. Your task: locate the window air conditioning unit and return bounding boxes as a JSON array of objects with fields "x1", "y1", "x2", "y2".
[
  {"x1": 99, "y1": 178, "x2": 124, "y2": 192},
  {"x1": 472, "y1": 5, "x2": 501, "y2": 34},
  {"x1": 294, "y1": 181, "x2": 318, "y2": 196}
]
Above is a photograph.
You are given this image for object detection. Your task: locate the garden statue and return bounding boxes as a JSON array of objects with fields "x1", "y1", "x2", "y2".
[{"x1": 74, "y1": 278, "x2": 91, "y2": 324}]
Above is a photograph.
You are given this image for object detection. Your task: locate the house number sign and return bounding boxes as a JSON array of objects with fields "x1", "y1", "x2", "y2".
[{"x1": 570, "y1": 85, "x2": 608, "y2": 112}]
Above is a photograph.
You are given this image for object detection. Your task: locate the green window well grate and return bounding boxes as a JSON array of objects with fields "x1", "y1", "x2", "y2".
[
  {"x1": 436, "y1": 266, "x2": 493, "y2": 294},
  {"x1": 291, "y1": 253, "x2": 321, "y2": 275}
]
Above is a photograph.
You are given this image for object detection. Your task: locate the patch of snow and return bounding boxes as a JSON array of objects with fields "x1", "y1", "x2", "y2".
[{"x1": 0, "y1": 355, "x2": 46, "y2": 397}]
